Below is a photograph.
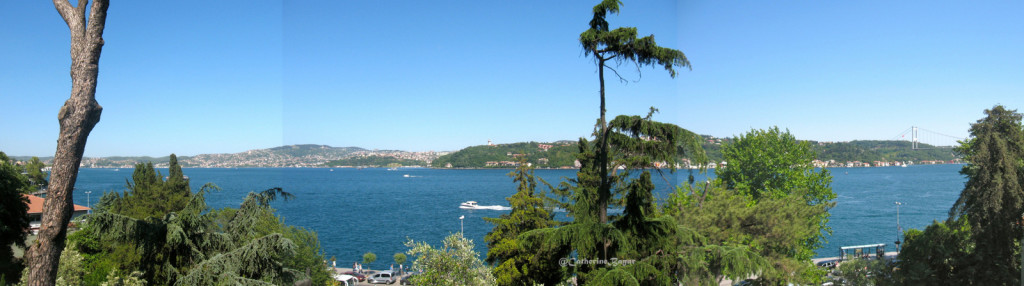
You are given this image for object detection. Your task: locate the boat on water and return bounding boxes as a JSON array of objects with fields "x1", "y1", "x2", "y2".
[
  {"x1": 403, "y1": 174, "x2": 410, "y2": 178},
  {"x1": 459, "y1": 201, "x2": 511, "y2": 210}
]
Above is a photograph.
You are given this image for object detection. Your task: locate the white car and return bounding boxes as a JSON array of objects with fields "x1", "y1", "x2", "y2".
[
  {"x1": 333, "y1": 274, "x2": 358, "y2": 286},
  {"x1": 368, "y1": 270, "x2": 397, "y2": 284}
]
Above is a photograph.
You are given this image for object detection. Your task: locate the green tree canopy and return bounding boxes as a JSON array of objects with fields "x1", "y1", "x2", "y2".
[
  {"x1": 896, "y1": 217, "x2": 974, "y2": 285},
  {"x1": 0, "y1": 156, "x2": 30, "y2": 281},
  {"x1": 950, "y1": 105, "x2": 1024, "y2": 284},
  {"x1": 67, "y1": 158, "x2": 329, "y2": 285},
  {"x1": 406, "y1": 233, "x2": 495, "y2": 286},
  {"x1": 25, "y1": 157, "x2": 48, "y2": 192},
  {"x1": 106, "y1": 156, "x2": 191, "y2": 220},
  {"x1": 718, "y1": 127, "x2": 834, "y2": 205}
]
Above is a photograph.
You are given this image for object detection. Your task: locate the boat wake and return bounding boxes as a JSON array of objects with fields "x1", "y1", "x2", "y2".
[
  {"x1": 459, "y1": 201, "x2": 511, "y2": 210},
  {"x1": 461, "y1": 205, "x2": 512, "y2": 210}
]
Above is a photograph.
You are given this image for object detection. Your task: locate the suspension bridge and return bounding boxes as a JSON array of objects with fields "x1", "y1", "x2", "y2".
[{"x1": 891, "y1": 126, "x2": 965, "y2": 149}]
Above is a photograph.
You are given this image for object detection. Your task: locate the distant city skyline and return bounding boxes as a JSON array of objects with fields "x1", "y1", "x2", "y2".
[{"x1": 3, "y1": 1, "x2": 1023, "y2": 157}]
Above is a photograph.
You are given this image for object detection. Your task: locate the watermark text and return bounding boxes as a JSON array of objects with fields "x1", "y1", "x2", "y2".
[{"x1": 558, "y1": 257, "x2": 635, "y2": 267}]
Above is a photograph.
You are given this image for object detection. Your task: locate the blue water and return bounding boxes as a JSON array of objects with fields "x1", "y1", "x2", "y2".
[{"x1": 67, "y1": 164, "x2": 963, "y2": 268}]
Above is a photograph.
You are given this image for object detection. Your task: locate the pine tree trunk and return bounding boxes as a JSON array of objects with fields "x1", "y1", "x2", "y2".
[
  {"x1": 597, "y1": 56, "x2": 609, "y2": 225},
  {"x1": 26, "y1": 1, "x2": 107, "y2": 285}
]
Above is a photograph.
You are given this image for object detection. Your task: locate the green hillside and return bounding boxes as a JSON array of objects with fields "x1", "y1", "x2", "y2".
[
  {"x1": 431, "y1": 142, "x2": 579, "y2": 168},
  {"x1": 700, "y1": 136, "x2": 956, "y2": 163}
]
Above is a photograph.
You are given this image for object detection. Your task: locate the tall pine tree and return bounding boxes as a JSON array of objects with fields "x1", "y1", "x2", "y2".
[{"x1": 950, "y1": 105, "x2": 1024, "y2": 285}]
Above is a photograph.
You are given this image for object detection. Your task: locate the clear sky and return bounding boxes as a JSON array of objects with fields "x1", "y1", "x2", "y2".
[{"x1": 2, "y1": 1, "x2": 1022, "y2": 157}]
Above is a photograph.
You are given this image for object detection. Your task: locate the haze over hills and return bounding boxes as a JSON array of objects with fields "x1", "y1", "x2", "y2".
[{"x1": 6, "y1": 137, "x2": 959, "y2": 169}]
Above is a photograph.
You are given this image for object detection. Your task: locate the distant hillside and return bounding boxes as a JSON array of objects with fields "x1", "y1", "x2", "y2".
[
  {"x1": 811, "y1": 140, "x2": 956, "y2": 163},
  {"x1": 431, "y1": 141, "x2": 579, "y2": 168},
  {"x1": 325, "y1": 155, "x2": 427, "y2": 168},
  {"x1": 699, "y1": 136, "x2": 956, "y2": 163},
  {"x1": 183, "y1": 145, "x2": 367, "y2": 167}
]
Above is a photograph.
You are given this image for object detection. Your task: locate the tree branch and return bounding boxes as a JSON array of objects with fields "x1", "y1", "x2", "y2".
[
  {"x1": 604, "y1": 64, "x2": 629, "y2": 84},
  {"x1": 76, "y1": 0, "x2": 87, "y2": 15},
  {"x1": 52, "y1": 0, "x2": 75, "y2": 26},
  {"x1": 86, "y1": 0, "x2": 109, "y2": 45}
]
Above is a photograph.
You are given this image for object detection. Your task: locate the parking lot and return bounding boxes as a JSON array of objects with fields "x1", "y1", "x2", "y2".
[{"x1": 332, "y1": 267, "x2": 411, "y2": 285}]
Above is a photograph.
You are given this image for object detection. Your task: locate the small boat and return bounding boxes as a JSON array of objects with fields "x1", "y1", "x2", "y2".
[
  {"x1": 403, "y1": 174, "x2": 410, "y2": 178},
  {"x1": 459, "y1": 201, "x2": 512, "y2": 210},
  {"x1": 459, "y1": 201, "x2": 479, "y2": 209}
]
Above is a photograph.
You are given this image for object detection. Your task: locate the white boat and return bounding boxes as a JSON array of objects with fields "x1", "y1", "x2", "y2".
[
  {"x1": 459, "y1": 201, "x2": 511, "y2": 210},
  {"x1": 459, "y1": 201, "x2": 479, "y2": 209},
  {"x1": 403, "y1": 174, "x2": 410, "y2": 177}
]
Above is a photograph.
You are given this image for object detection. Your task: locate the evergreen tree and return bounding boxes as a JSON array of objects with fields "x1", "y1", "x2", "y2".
[
  {"x1": 950, "y1": 105, "x2": 1024, "y2": 285},
  {"x1": 87, "y1": 187, "x2": 309, "y2": 285},
  {"x1": 483, "y1": 161, "x2": 559, "y2": 285},
  {"x1": 580, "y1": 0, "x2": 691, "y2": 227},
  {"x1": 111, "y1": 158, "x2": 191, "y2": 220},
  {"x1": 0, "y1": 158, "x2": 30, "y2": 281}
]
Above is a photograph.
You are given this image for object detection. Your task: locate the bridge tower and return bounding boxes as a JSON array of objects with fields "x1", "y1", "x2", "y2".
[{"x1": 912, "y1": 126, "x2": 919, "y2": 150}]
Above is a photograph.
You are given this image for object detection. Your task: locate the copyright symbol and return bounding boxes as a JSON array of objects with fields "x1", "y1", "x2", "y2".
[{"x1": 558, "y1": 258, "x2": 568, "y2": 267}]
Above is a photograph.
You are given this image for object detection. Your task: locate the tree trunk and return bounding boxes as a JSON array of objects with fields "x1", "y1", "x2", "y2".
[
  {"x1": 26, "y1": 1, "x2": 107, "y2": 285},
  {"x1": 597, "y1": 56, "x2": 609, "y2": 225},
  {"x1": 597, "y1": 55, "x2": 611, "y2": 263}
]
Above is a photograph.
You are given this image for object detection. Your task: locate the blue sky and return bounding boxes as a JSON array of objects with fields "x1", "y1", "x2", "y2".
[{"x1": 2, "y1": 1, "x2": 1022, "y2": 157}]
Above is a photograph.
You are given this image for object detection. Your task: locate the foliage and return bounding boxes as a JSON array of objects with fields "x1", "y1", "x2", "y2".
[
  {"x1": 363, "y1": 252, "x2": 377, "y2": 267},
  {"x1": 948, "y1": 105, "x2": 1024, "y2": 285},
  {"x1": 699, "y1": 137, "x2": 956, "y2": 165},
  {"x1": 513, "y1": 2, "x2": 705, "y2": 281},
  {"x1": 666, "y1": 182, "x2": 820, "y2": 284},
  {"x1": 833, "y1": 258, "x2": 895, "y2": 286},
  {"x1": 663, "y1": 127, "x2": 838, "y2": 285},
  {"x1": 895, "y1": 217, "x2": 974, "y2": 285},
  {"x1": 325, "y1": 155, "x2": 426, "y2": 168},
  {"x1": 718, "y1": 127, "x2": 834, "y2": 205},
  {"x1": 67, "y1": 158, "x2": 328, "y2": 285},
  {"x1": 55, "y1": 244, "x2": 85, "y2": 286},
  {"x1": 715, "y1": 127, "x2": 836, "y2": 267},
  {"x1": 406, "y1": 233, "x2": 495, "y2": 286},
  {"x1": 25, "y1": 157, "x2": 48, "y2": 192},
  {"x1": 579, "y1": 0, "x2": 690, "y2": 79},
  {"x1": 0, "y1": 156, "x2": 29, "y2": 281},
  {"x1": 105, "y1": 155, "x2": 192, "y2": 220},
  {"x1": 483, "y1": 161, "x2": 559, "y2": 285},
  {"x1": 394, "y1": 253, "x2": 407, "y2": 266},
  {"x1": 99, "y1": 270, "x2": 145, "y2": 286},
  {"x1": 432, "y1": 141, "x2": 580, "y2": 168}
]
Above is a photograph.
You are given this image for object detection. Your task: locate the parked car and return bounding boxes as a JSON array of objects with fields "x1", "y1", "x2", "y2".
[
  {"x1": 342, "y1": 271, "x2": 366, "y2": 282},
  {"x1": 368, "y1": 270, "x2": 397, "y2": 284},
  {"x1": 816, "y1": 259, "x2": 839, "y2": 269},
  {"x1": 333, "y1": 274, "x2": 359, "y2": 286}
]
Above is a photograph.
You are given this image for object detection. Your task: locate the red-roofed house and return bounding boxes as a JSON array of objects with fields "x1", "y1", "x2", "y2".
[{"x1": 24, "y1": 194, "x2": 90, "y2": 235}]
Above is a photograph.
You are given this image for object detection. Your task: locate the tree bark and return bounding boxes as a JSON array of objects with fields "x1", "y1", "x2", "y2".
[{"x1": 26, "y1": 1, "x2": 107, "y2": 285}]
